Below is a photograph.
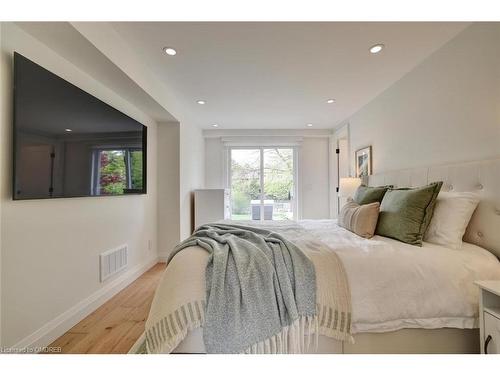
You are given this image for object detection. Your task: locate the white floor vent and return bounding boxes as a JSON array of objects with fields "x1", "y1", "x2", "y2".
[{"x1": 100, "y1": 244, "x2": 128, "y2": 282}]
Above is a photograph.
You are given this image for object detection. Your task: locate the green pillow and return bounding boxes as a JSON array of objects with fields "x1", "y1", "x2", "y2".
[
  {"x1": 353, "y1": 185, "x2": 393, "y2": 205},
  {"x1": 375, "y1": 181, "x2": 443, "y2": 246}
]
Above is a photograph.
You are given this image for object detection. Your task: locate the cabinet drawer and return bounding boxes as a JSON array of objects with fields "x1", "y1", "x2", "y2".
[{"x1": 484, "y1": 312, "x2": 500, "y2": 354}]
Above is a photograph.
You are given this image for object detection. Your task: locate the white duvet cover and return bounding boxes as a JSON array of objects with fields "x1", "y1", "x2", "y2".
[{"x1": 296, "y1": 220, "x2": 500, "y2": 333}]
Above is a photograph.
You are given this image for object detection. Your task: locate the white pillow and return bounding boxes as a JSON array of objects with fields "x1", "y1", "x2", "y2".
[{"x1": 424, "y1": 191, "x2": 480, "y2": 249}]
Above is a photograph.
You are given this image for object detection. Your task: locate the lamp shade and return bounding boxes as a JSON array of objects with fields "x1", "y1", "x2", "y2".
[{"x1": 338, "y1": 177, "x2": 361, "y2": 198}]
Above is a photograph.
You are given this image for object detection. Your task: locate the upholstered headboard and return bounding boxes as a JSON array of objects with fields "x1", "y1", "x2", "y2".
[{"x1": 367, "y1": 158, "x2": 500, "y2": 258}]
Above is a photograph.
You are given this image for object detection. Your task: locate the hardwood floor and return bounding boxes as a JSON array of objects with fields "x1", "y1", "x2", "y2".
[{"x1": 47, "y1": 262, "x2": 166, "y2": 354}]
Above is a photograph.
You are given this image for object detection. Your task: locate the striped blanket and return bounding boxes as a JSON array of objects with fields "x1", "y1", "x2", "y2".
[{"x1": 144, "y1": 221, "x2": 352, "y2": 354}]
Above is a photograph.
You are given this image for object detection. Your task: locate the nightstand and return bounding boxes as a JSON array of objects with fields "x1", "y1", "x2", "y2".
[{"x1": 475, "y1": 281, "x2": 500, "y2": 354}]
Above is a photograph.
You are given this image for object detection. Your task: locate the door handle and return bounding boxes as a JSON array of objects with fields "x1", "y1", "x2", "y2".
[{"x1": 484, "y1": 334, "x2": 492, "y2": 354}]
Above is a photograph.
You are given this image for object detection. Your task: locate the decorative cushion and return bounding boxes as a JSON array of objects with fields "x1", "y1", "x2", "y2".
[
  {"x1": 353, "y1": 185, "x2": 393, "y2": 205},
  {"x1": 424, "y1": 191, "x2": 480, "y2": 249},
  {"x1": 375, "y1": 181, "x2": 443, "y2": 246},
  {"x1": 338, "y1": 199, "x2": 381, "y2": 239}
]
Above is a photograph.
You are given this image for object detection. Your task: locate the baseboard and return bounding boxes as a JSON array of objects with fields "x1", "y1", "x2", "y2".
[{"x1": 12, "y1": 256, "x2": 159, "y2": 352}]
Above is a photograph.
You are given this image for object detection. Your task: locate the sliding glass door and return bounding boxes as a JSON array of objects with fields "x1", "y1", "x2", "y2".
[
  {"x1": 230, "y1": 147, "x2": 296, "y2": 221},
  {"x1": 230, "y1": 149, "x2": 261, "y2": 220}
]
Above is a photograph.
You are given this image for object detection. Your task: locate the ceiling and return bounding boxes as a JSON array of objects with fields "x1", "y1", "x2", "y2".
[{"x1": 110, "y1": 22, "x2": 470, "y2": 129}]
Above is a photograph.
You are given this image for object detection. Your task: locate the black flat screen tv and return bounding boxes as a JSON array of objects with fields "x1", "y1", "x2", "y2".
[{"x1": 13, "y1": 52, "x2": 147, "y2": 200}]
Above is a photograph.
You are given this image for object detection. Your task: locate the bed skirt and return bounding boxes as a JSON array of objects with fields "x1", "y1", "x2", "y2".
[{"x1": 129, "y1": 327, "x2": 479, "y2": 354}]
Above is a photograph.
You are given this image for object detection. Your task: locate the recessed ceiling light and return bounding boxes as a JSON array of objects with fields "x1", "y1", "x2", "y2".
[
  {"x1": 212, "y1": 124, "x2": 219, "y2": 128},
  {"x1": 65, "y1": 128, "x2": 72, "y2": 132},
  {"x1": 327, "y1": 99, "x2": 336, "y2": 104},
  {"x1": 197, "y1": 100, "x2": 206, "y2": 105},
  {"x1": 369, "y1": 44, "x2": 384, "y2": 54},
  {"x1": 163, "y1": 47, "x2": 177, "y2": 56},
  {"x1": 306, "y1": 123, "x2": 313, "y2": 127}
]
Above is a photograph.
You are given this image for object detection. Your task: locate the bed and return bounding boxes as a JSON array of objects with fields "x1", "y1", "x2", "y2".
[{"x1": 142, "y1": 158, "x2": 500, "y2": 354}]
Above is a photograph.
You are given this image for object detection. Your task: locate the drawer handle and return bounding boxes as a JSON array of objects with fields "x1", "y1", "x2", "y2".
[{"x1": 485, "y1": 335, "x2": 492, "y2": 354}]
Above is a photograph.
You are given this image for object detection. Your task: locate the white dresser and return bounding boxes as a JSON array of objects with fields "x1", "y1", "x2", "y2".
[{"x1": 194, "y1": 189, "x2": 231, "y2": 229}]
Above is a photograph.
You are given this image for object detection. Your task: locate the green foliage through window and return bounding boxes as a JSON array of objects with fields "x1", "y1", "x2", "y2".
[
  {"x1": 96, "y1": 149, "x2": 143, "y2": 195},
  {"x1": 130, "y1": 150, "x2": 143, "y2": 190},
  {"x1": 263, "y1": 148, "x2": 293, "y2": 201}
]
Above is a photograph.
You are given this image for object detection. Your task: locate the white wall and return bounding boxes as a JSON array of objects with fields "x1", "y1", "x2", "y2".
[
  {"x1": 298, "y1": 137, "x2": 331, "y2": 219},
  {"x1": 157, "y1": 122, "x2": 180, "y2": 258},
  {"x1": 180, "y1": 122, "x2": 205, "y2": 238},
  {"x1": 204, "y1": 131, "x2": 331, "y2": 220},
  {"x1": 0, "y1": 23, "x2": 159, "y2": 347},
  {"x1": 205, "y1": 137, "x2": 225, "y2": 189},
  {"x1": 348, "y1": 23, "x2": 500, "y2": 175}
]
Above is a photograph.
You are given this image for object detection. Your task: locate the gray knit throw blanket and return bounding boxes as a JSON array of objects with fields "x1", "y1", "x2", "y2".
[{"x1": 168, "y1": 223, "x2": 316, "y2": 354}]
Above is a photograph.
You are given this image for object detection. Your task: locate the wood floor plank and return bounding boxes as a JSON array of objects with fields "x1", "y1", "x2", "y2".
[
  {"x1": 49, "y1": 332, "x2": 87, "y2": 353},
  {"x1": 68, "y1": 276, "x2": 151, "y2": 334},
  {"x1": 69, "y1": 306, "x2": 137, "y2": 353},
  {"x1": 47, "y1": 262, "x2": 166, "y2": 354},
  {"x1": 109, "y1": 322, "x2": 146, "y2": 354}
]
